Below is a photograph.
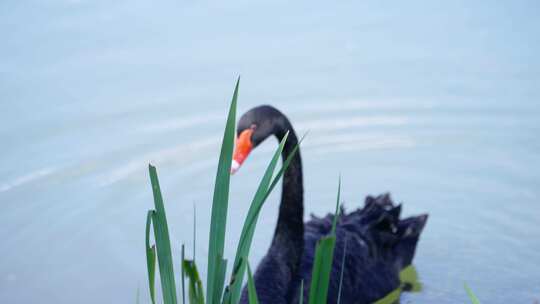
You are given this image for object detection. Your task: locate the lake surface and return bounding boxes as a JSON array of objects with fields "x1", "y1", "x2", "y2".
[{"x1": 1, "y1": 1, "x2": 539, "y2": 303}]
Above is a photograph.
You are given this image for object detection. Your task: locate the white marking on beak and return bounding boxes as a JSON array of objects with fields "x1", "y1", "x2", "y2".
[{"x1": 231, "y1": 160, "x2": 241, "y2": 174}]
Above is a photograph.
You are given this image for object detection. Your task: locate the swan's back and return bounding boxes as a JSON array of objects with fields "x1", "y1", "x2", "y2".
[{"x1": 292, "y1": 194, "x2": 428, "y2": 304}]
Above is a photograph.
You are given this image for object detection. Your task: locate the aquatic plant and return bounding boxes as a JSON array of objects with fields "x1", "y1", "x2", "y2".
[
  {"x1": 143, "y1": 79, "x2": 481, "y2": 304},
  {"x1": 144, "y1": 77, "x2": 299, "y2": 304}
]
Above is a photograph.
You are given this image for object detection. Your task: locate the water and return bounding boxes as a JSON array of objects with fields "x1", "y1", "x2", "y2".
[{"x1": 1, "y1": 0, "x2": 539, "y2": 303}]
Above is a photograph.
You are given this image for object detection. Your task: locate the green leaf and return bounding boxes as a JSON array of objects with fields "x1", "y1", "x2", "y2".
[
  {"x1": 247, "y1": 264, "x2": 259, "y2": 304},
  {"x1": 308, "y1": 236, "x2": 336, "y2": 304},
  {"x1": 206, "y1": 77, "x2": 239, "y2": 304},
  {"x1": 213, "y1": 255, "x2": 227, "y2": 303},
  {"x1": 298, "y1": 280, "x2": 304, "y2": 304},
  {"x1": 373, "y1": 288, "x2": 401, "y2": 304},
  {"x1": 227, "y1": 132, "x2": 290, "y2": 303},
  {"x1": 399, "y1": 265, "x2": 418, "y2": 283},
  {"x1": 181, "y1": 244, "x2": 186, "y2": 304},
  {"x1": 193, "y1": 203, "x2": 197, "y2": 263},
  {"x1": 227, "y1": 133, "x2": 305, "y2": 304},
  {"x1": 308, "y1": 178, "x2": 341, "y2": 304},
  {"x1": 373, "y1": 265, "x2": 422, "y2": 303},
  {"x1": 263, "y1": 133, "x2": 306, "y2": 203},
  {"x1": 336, "y1": 239, "x2": 347, "y2": 304},
  {"x1": 145, "y1": 211, "x2": 157, "y2": 304},
  {"x1": 148, "y1": 164, "x2": 178, "y2": 304},
  {"x1": 464, "y1": 283, "x2": 481, "y2": 304},
  {"x1": 221, "y1": 287, "x2": 231, "y2": 304},
  {"x1": 309, "y1": 235, "x2": 336, "y2": 304},
  {"x1": 183, "y1": 260, "x2": 205, "y2": 304},
  {"x1": 331, "y1": 176, "x2": 341, "y2": 235},
  {"x1": 399, "y1": 265, "x2": 422, "y2": 292}
]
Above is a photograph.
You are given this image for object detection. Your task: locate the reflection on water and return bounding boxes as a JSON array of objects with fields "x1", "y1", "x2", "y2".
[{"x1": 1, "y1": 1, "x2": 540, "y2": 303}]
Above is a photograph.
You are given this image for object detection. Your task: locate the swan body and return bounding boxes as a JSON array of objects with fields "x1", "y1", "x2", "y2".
[{"x1": 234, "y1": 105, "x2": 427, "y2": 304}]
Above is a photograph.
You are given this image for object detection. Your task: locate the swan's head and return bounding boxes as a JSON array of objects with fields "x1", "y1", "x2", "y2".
[{"x1": 231, "y1": 105, "x2": 291, "y2": 174}]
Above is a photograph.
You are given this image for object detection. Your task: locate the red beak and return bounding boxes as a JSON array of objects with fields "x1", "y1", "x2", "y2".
[{"x1": 231, "y1": 129, "x2": 254, "y2": 174}]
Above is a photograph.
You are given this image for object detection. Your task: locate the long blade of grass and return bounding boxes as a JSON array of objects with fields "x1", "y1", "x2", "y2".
[
  {"x1": 373, "y1": 288, "x2": 401, "y2": 304},
  {"x1": 263, "y1": 132, "x2": 306, "y2": 203},
  {"x1": 221, "y1": 288, "x2": 231, "y2": 304},
  {"x1": 145, "y1": 211, "x2": 157, "y2": 304},
  {"x1": 222, "y1": 257, "x2": 245, "y2": 304},
  {"x1": 298, "y1": 280, "x2": 304, "y2": 304},
  {"x1": 308, "y1": 179, "x2": 341, "y2": 304},
  {"x1": 193, "y1": 203, "x2": 196, "y2": 263},
  {"x1": 464, "y1": 283, "x2": 481, "y2": 304},
  {"x1": 227, "y1": 132, "x2": 290, "y2": 303},
  {"x1": 225, "y1": 132, "x2": 307, "y2": 304},
  {"x1": 207, "y1": 77, "x2": 239, "y2": 304},
  {"x1": 331, "y1": 176, "x2": 341, "y2": 234},
  {"x1": 336, "y1": 238, "x2": 347, "y2": 304},
  {"x1": 214, "y1": 256, "x2": 227, "y2": 303},
  {"x1": 308, "y1": 236, "x2": 336, "y2": 304},
  {"x1": 181, "y1": 244, "x2": 186, "y2": 304},
  {"x1": 246, "y1": 264, "x2": 259, "y2": 304},
  {"x1": 228, "y1": 133, "x2": 305, "y2": 304},
  {"x1": 183, "y1": 260, "x2": 205, "y2": 304},
  {"x1": 226, "y1": 132, "x2": 304, "y2": 304},
  {"x1": 149, "y1": 164, "x2": 178, "y2": 304}
]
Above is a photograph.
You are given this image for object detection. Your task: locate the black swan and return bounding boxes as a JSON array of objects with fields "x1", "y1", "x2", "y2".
[{"x1": 233, "y1": 105, "x2": 428, "y2": 304}]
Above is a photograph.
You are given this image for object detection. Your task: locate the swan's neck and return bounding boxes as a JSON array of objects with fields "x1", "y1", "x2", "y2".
[{"x1": 271, "y1": 130, "x2": 304, "y2": 273}]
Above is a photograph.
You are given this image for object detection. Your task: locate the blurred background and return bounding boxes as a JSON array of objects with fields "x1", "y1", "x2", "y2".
[{"x1": 1, "y1": 0, "x2": 539, "y2": 303}]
